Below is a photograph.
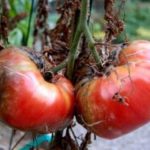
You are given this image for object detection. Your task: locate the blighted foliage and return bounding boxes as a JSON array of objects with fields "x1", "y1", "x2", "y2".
[
  {"x1": 33, "y1": 0, "x2": 49, "y2": 47},
  {"x1": 74, "y1": 0, "x2": 128, "y2": 85},
  {"x1": 43, "y1": 0, "x2": 80, "y2": 66},
  {"x1": 0, "y1": 0, "x2": 9, "y2": 43},
  {"x1": 104, "y1": 0, "x2": 124, "y2": 42},
  {"x1": 0, "y1": 15, "x2": 8, "y2": 42},
  {"x1": 50, "y1": 0, "x2": 80, "y2": 46}
]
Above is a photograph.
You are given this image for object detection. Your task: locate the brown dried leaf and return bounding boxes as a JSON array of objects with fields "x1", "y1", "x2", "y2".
[
  {"x1": 50, "y1": 0, "x2": 80, "y2": 46},
  {"x1": 104, "y1": 0, "x2": 124, "y2": 42}
]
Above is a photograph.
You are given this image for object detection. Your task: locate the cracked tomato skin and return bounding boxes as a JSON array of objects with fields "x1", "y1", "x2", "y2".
[
  {"x1": 76, "y1": 40, "x2": 150, "y2": 139},
  {"x1": 0, "y1": 47, "x2": 74, "y2": 133}
]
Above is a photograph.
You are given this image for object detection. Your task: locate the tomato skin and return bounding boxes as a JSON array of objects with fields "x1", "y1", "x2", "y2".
[
  {"x1": 76, "y1": 40, "x2": 150, "y2": 139},
  {"x1": 0, "y1": 47, "x2": 74, "y2": 132},
  {"x1": 119, "y1": 40, "x2": 150, "y2": 64}
]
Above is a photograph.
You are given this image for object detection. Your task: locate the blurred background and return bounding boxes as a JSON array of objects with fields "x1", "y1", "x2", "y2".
[{"x1": 1, "y1": 0, "x2": 150, "y2": 47}]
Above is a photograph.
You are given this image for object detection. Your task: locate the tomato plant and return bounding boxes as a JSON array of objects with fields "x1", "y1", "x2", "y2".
[
  {"x1": 0, "y1": 47, "x2": 74, "y2": 133},
  {"x1": 76, "y1": 40, "x2": 150, "y2": 139},
  {"x1": 1, "y1": 0, "x2": 150, "y2": 149}
]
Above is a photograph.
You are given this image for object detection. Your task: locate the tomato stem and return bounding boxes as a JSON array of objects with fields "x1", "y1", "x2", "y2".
[
  {"x1": 67, "y1": 27, "x2": 82, "y2": 79},
  {"x1": 84, "y1": 24, "x2": 103, "y2": 68},
  {"x1": 24, "y1": 0, "x2": 35, "y2": 46},
  {"x1": 67, "y1": 0, "x2": 88, "y2": 79},
  {"x1": 51, "y1": 59, "x2": 68, "y2": 73},
  {"x1": 67, "y1": 0, "x2": 102, "y2": 79}
]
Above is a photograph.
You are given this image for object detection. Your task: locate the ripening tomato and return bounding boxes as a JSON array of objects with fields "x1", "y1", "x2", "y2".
[
  {"x1": 0, "y1": 47, "x2": 74, "y2": 133},
  {"x1": 76, "y1": 40, "x2": 150, "y2": 139}
]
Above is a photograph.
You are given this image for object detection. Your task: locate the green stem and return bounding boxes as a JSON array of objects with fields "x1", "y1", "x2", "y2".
[
  {"x1": 66, "y1": 0, "x2": 102, "y2": 79},
  {"x1": 24, "y1": 0, "x2": 34, "y2": 46},
  {"x1": 51, "y1": 59, "x2": 67, "y2": 73},
  {"x1": 84, "y1": 24, "x2": 102, "y2": 68},
  {"x1": 66, "y1": 27, "x2": 82, "y2": 79},
  {"x1": 67, "y1": 0, "x2": 88, "y2": 79}
]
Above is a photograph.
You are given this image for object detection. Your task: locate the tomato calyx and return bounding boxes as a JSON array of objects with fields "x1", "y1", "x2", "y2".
[{"x1": 74, "y1": 42, "x2": 129, "y2": 87}]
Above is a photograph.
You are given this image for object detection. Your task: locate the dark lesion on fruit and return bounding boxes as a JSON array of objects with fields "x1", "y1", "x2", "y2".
[{"x1": 112, "y1": 92, "x2": 129, "y2": 106}]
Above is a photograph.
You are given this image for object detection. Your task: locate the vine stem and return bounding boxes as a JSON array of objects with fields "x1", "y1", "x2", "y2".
[
  {"x1": 50, "y1": 59, "x2": 68, "y2": 73},
  {"x1": 66, "y1": 0, "x2": 88, "y2": 79},
  {"x1": 50, "y1": 0, "x2": 102, "y2": 77},
  {"x1": 67, "y1": 0, "x2": 102, "y2": 79},
  {"x1": 84, "y1": 24, "x2": 102, "y2": 68},
  {"x1": 24, "y1": 0, "x2": 34, "y2": 46}
]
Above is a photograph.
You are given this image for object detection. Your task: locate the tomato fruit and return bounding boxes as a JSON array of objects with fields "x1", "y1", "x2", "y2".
[
  {"x1": 76, "y1": 40, "x2": 150, "y2": 139},
  {"x1": 0, "y1": 47, "x2": 74, "y2": 133},
  {"x1": 119, "y1": 40, "x2": 150, "y2": 63}
]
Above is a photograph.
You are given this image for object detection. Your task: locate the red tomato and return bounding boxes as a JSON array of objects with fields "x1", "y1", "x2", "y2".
[
  {"x1": 0, "y1": 47, "x2": 74, "y2": 133},
  {"x1": 76, "y1": 40, "x2": 150, "y2": 139}
]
